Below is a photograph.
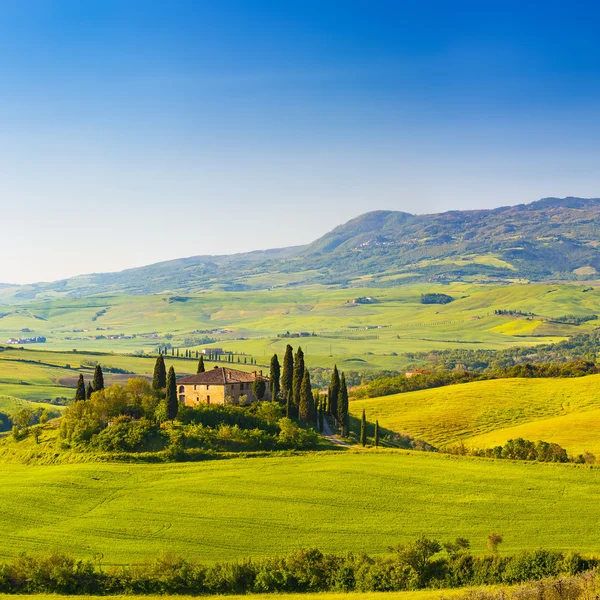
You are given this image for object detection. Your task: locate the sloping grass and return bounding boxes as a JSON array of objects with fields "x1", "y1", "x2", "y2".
[
  {"x1": 350, "y1": 375, "x2": 600, "y2": 450},
  {"x1": 1, "y1": 451, "x2": 600, "y2": 565}
]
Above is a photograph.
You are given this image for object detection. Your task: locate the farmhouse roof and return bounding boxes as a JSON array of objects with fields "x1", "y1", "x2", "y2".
[{"x1": 177, "y1": 366, "x2": 268, "y2": 385}]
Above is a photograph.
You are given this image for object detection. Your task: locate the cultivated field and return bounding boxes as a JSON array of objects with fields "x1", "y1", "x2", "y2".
[
  {"x1": 1, "y1": 283, "x2": 599, "y2": 372},
  {"x1": 0, "y1": 451, "x2": 599, "y2": 565},
  {"x1": 350, "y1": 375, "x2": 600, "y2": 454}
]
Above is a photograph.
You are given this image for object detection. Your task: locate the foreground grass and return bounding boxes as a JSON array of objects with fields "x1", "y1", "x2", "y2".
[
  {"x1": 0, "y1": 591, "x2": 466, "y2": 600},
  {"x1": 0, "y1": 451, "x2": 599, "y2": 565},
  {"x1": 350, "y1": 375, "x2": 600, "y2": 453}
]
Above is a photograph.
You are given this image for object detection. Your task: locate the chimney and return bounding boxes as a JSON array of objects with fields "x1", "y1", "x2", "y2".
[
  {"x1": 259, "y1": 370, "x2": 263, "y2": 377},
  {"x1": 252, "y1": 370, "x2": 256, "y2": 377}
]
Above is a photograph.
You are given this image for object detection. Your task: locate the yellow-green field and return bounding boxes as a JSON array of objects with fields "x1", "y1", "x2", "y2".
[
  {"x1": 350, "y1": 375, "x2": 600, "y2": 454},
  {"x1": 1, "y1": 451, "x2": 600, "y2": 565}
]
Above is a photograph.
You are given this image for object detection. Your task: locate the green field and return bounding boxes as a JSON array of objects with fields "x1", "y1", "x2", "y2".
[
  {"x1": 350, "y1": 375, "x2": 600, "y2": 455},
  {"x1": 1, "y1": 282, "x2": 600, "y2": 372},
  {"x1": 1, "y1": 451, "x2": 600, "y2": 565}
]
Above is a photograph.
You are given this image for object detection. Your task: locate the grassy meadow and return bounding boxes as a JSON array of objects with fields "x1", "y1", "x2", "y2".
[
  {"x1": 350, "y1": 375, "x2": 600, "y2": 454},
  {"x1": 1, "y1": 451, "x2": 600, "y2": 564}
]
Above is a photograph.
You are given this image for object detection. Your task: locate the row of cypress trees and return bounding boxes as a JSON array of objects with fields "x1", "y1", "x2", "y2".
[{"x1": 74, "y1": 364, "x2": 105, "y2": 401}]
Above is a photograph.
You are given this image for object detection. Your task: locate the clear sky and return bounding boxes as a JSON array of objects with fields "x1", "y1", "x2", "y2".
[{"x1": 1, "y1": 0, "x2": 600, "y2": 284}]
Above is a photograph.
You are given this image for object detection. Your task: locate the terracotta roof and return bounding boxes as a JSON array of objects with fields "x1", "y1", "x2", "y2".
[{"x1": 177, "y1": 367, "x2": 268, "y2": 385}]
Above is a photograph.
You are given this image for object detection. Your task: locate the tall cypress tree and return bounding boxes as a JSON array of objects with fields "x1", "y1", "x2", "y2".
[
  {"x1": 374, "y1": 420, "x2": 380, "y2": 448},
  {"x1": 75, "y1": 374, "x2": 86, "y2": 401},
  {"x1": 269, "y1": 354, "x2": 281, "y2": 400},
  {"x1": 281, "y1": 344, "x2": 294, "y2": 400},
  {"x1": 337, "y1": 372, "x2": 349, "y2": 436},
  {"x1": 86, "y1": 382, "x2": 94, "y2": 400},
  {"x1": 92, "y1": 364, "x2": 105, "y2": 392},
  {"x1": 153, "y1": 355, "x2": 167, "y2": 391},
  {"x1": 197, "y1": 355, "x2": 205, "y2": 374},
  {"x1": 285, "y1": 391, "x2": 292, "y2": 419},
  {"x1": 360, "y1": 409, "x2": 367, "y2": 447},
  {"x1": 298, "y1": 370, "x2": 314, "y2": 424},
  {"x1": 166, "y1": 366, "x2": 178, "y2": 421},
  {"x1": 292, "y1": 347, "x2": 305, "y2": 412},
  {"x1": 328, "y1": 366, "x2": 340, "y2": 420},
  {"x1": 318, "y1": 396, "x2": 324, "y2": 432}
]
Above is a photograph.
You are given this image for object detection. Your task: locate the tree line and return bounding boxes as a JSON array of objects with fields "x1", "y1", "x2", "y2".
[{"x1": 0, "y1": 538, "x2": 592, "y2": 595}]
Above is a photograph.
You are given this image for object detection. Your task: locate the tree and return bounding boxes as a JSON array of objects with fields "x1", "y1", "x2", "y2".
[
  {"x1": 328, "y1": 366, "x2": 340, "y2": 420},
  {"x1": 487, "y1": 532, "x2": 503, "y2": 554},
  {"x1": 337, "y1": 373, "x2": 349, "y2": 436},
  {"x1": 75, "y1": 374, "x2": 86, "y2": 401},
  {"x1": 153, "y1": 355, "x2": 167, "y2": 391},
  {"x1": 281, "y1": 345, "x2": 294, "y2": 400},
  {"x1": 165, "y1": 366, "x2": 178, "y2": 422},
  {"x1": 252, "y1": 377, "x2": 266, "y2": 400},
  {"x1": 299, "y1": 370, "x2": 315, "y2": 424},
  {"x1": 86, "y1": 382, "x2": 94, "y2": 400},
  {"x1": 269, "y1": 354, "x2": 281, "y2": 400},
  {"x1": 374, "y1": 420, "x2": 380, "y2": 447},
  {"x1": 93, "y1": 364, "x2": 105, "y2": 392},
  {"x1": 292, "y1": 347, "x2": 305, "y2": 414},
  {"x1": 197, "y1": 355, "x2": 205, "y2": 374},
  {"x1": 360, "y1": 409, "x2": 367, "y2": 447}
]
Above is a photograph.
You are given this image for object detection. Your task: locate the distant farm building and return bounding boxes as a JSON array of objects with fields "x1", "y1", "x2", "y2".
[
  {"x1": 201, "y1": 348, "x2": 224, "y2": 355},
  {"x1": 177, "y1": 366, "x2": 270, "y2": 406},
  {"x1": 405, "y1": 369, "x2": 430, "y2": 378}
]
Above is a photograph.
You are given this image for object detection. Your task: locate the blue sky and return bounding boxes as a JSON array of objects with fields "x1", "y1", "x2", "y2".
[{"x1": 1, "y1": 0, "x2": 600, "y2": 283}]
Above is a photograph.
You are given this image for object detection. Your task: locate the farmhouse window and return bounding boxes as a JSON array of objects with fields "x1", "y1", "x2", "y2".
[
  {"x1": 178, "y1": 386, "x2": 185, "y2": 393},
  {"x1": 206, "y1": 384, "x2": 210, "y2": 390},
  {"x1": 207, "y1": 395, "x2": 210, "y2": 404}
]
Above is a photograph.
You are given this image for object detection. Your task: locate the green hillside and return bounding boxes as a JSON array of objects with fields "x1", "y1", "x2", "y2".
[
  {"x1": 1, "y1": 451, "x2": 600, "y2": 564},
  {"x1": 350, "y1": 375, "x2": 600, "y2": 454},
  {"x1": 2, "y1": 281, "x2": 600, "y2": 369}
]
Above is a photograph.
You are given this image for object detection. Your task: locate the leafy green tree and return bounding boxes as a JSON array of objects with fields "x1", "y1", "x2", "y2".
[
  {"x1": 86, "y1": 382, "x2": 94, "y2": 400},
  {"x1": 328, "y1": 366, "x2": 340, "y2": 420},
  {"x1": 252, "y1": 377, "x2": 266, "y2": 400},
  {"x1": 165, "y1": 367, "x2": 178, "y2": 422},
  {"x1": 197, "y1": 355, "x2": 205, "y2": 373},
  {"x1": 153, "y1": 354, "x2": 167, "y2": 391},
  {"x1": 75, "y1": 374, "x2": 86, "y2": 401},
  {"x1": 269, "y1": 354, "x2": 281, "y2": 399},
  {"x1": 360, "y1": 409, "x2": 367, "y2": 447},
  {"x1": 93, "y1": 364, "x2": 105, "y2": 392},
  {"x1": 281, "y1": 344, "x2": 294, "y2": 399},
  {"x1": 298, "y1": 370, "x2": 315, "y2": 424},
  {"x1": 292, "y1": 347, "x2": 305, "y2": 413},
  {"x1": 374, "y1": 420, "x2": 380, "y2": 447},
  {"x1": 337, "y1": 372, "x2": 349, "y2": 435}
]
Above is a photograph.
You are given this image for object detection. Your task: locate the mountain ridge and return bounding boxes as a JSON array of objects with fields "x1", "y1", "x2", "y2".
[{"x1": 4, "y1": 196, "x2": 600, "y2": 301}]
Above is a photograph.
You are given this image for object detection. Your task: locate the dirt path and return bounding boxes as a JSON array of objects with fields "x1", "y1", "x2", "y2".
[{"x1": 321, "y1": 416, "x2": 352, "y2": 447}]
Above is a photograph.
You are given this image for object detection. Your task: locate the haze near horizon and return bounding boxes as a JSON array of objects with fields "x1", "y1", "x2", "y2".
[{"x1": 2, "y1": 0, "x2": 600, "y2": 284}]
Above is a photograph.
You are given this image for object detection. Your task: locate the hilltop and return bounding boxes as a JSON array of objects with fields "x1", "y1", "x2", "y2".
[{"x1": 3, "y1": 196, "x2": 600, "y2": 301}]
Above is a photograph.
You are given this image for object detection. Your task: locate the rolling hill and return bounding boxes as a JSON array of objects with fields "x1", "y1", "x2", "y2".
[
  {"x1": 3, "y1": 196, "x2": 600, "y2": 301},
  {"x1": 350, "y1": 374, "x2": 600, "y2": 455}
]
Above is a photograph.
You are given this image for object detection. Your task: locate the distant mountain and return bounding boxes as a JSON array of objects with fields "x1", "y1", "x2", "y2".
[{"x1": 3, "y1": 197, "x2": 600, "y2": 301}]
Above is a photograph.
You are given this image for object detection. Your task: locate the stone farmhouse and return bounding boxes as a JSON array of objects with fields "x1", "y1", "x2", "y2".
[{"x1": 177, "y1": 366, "x2": 271, "y2": 406}]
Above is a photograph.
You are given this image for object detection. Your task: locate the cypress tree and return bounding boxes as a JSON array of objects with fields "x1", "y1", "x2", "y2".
[
  {"x1": 86, "y1": 382, "x2": 94, "y2": 400},
  {"x1": 317, "y1": 393, "x2": 324, "y2": 432},
  {"x1": 165, "y1": 366, "x2": 178, "y2": 421},
  {"x1": 281, "y1": 344, "x2": 294, "y2": 399},
  {"x1": 269, "y1": 354, "x2": 281, "y2": 400},
  {"x1": 197, "y1": 355, "x2": 205, "y2": 374},
  {"x1": 92, "y1": 364, "x2": 104, "y2": 392},
  {"x1": 337, "y1": 372, "x2": 349, "y2": 436},
  {"x1": 292, "y1": 347, "x2": 305, "y2": 412},
  {"x1": 298, "y1": 370, "x2": 314, "y2": 424},
  {"x1": 328, "y1": 366, "x2": 340, "y2": 420},
  {"x1": 285, "y1": 391, "x2": 292, "y2": 418},
  {"x1": 153, "y1": 354, "x2": 167, "y2": 391},
  {"x1": 360, "y1": 409, "x2": 367, "y2": 447},
  {"x1": 374, "y1": 420, "x2": 380, "y2": 448},
  {"x1": 75, "y1": 374, "x2": 86, "y2": 401}
]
